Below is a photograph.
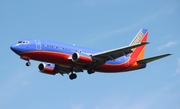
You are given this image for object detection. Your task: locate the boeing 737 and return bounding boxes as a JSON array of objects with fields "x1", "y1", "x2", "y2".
[{"x1": 10, "y1": 29, "x2": 171, "y2": 80}]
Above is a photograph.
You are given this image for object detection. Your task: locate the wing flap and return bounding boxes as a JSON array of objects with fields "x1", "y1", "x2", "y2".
[{"x1": 137, "y1": 53, "x2": 172, "y2": 64}]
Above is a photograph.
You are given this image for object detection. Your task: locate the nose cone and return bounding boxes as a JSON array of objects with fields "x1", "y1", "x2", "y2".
[{"x1": 10, "y1": 44, "x2": 20, "y2": 54}]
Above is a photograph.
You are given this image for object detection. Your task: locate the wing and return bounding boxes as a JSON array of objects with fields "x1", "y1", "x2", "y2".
[
  {"x1": 91, "y1": 42, "x2": 149, "y2": 62},
  {"x1": 55, "y1": 64, "x2": 83, "y2": 75},
  {"x1": 137, "y1": 53, "x2": 172, "y2": 64}
]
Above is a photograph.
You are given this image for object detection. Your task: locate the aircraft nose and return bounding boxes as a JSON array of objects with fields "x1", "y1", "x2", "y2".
[{"x1": 10, "y1": 44, "x2": 19, "y2": 53}]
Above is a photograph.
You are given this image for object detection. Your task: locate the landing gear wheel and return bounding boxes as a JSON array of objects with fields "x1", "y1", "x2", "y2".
[
  {"x1": 69, "y1": 73, "x2": 77, "y2": 80},
  {"x1": 87, "y1": 69, "x2": 95, "y2": 74},
  {"x1": 26, "y1": 61, "x2": 31, "y2": 66}
]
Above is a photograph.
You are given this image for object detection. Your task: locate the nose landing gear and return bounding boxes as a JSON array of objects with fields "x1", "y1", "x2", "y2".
[
  {"x1": 20, "y1": 56, "x2": 31, "y2": 66},
  {"x1": 26, "y1": 61, "x2": 31, "y2": 66}
]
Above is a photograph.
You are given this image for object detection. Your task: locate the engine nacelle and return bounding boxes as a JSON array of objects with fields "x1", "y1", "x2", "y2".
[
  {"x1": 38, "y1": 63, "x2": 57, "y2": 75},
  {"x1": 72, "y1": 52, "x2": 92, "y2": 65}
]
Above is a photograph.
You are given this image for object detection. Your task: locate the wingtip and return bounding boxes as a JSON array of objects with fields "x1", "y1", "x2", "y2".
[
  {"x1": 167, "y1": 53, "x2": 173, "y2": 56},
  {"x1": 141, "y1": 42, "x2": 150, "y2": 44}
]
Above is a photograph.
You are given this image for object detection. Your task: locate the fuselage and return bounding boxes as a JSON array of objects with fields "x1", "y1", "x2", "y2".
[
  {"x1": 10, "y1": 39, "x2": 146, "y2": 73},
  {"x1": 10, "y1": 29, "x2": 172, "y2": 80}
]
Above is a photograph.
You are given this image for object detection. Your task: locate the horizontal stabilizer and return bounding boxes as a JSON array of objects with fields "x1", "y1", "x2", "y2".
[{"x1": 137, "y1": 53, "x2": 172, "y2": 64}]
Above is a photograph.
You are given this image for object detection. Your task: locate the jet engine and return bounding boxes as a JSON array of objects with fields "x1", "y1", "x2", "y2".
[
  {"x1": 38, "y1": 63, "x2": 57, "y2": 75},
  {"x1": 72, "y1": 52, "x2": 92, "y2": 65}
]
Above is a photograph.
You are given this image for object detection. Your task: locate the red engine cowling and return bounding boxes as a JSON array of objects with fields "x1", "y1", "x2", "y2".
[
  {"x1": 38, "y1": 63, "x2": 57, "y2": 75},
  {"x1": 72, "y1": 52, "x2": 92, "y2": 65}
]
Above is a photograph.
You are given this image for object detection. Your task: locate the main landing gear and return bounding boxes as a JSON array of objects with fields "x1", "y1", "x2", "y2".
[
  {"x1": 69, "y1": 73, "x2": 77, "y2": 80},
  {"x1": 69, "y1": 68, "x2": 77, "y2": 80},
  {"x1": 87, "y1": 69, "x2": 95, "y2": 74}
]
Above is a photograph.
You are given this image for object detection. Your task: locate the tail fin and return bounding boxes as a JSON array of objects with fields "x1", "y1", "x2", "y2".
[{"x1": 129, "y1": 29, "x2": 148, "y2": 60}]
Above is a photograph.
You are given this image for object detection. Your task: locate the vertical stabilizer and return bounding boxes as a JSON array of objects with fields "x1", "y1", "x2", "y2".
[{"x1": 129, "y1": 29, "x2": 148, "y2": 60}]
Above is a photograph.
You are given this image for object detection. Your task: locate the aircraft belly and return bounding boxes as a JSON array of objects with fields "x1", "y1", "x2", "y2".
[
  {"x1": 20, "y1": 51, "x2": 146, "y2": 73},
  {"x1": 96, "y1": 64, "x2": 128, "y2": 72},
  {"x1": 96, "y1": 62, "x2": 144, "y2": 73},
  {"x1": 20, "y1": 51, "x2": 85, "y2": 67}
]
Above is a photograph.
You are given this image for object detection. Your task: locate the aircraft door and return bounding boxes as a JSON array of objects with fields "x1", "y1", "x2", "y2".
[{"x1": 34, "y1": 40, "x2": 41, "y2": 50}]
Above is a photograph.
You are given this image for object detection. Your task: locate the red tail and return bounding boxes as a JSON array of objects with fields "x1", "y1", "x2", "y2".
[{"x1": 129, "y1": 29, "x2": 148, "y2": 60}]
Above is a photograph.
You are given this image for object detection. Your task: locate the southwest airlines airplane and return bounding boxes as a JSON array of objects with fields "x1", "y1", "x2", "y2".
[{"x1": 10, "y1": 29, "x2": 171, "y2": 80}]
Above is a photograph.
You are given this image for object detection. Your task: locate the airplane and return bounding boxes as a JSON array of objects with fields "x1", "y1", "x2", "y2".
[{"x1": 10, "y1": 28, "x2": 171, "y2": 80}]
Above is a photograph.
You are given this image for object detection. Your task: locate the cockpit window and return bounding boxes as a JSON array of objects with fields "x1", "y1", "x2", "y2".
[
  {"x1": 18, "y1": 41, "x2": 22, "y2": 43},
  {"x1": 18, "y1": 41, "x2": 29, "y2": 44}
]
